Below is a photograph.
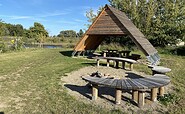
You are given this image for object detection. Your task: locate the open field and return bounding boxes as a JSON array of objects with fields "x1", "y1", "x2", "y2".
[{"x1": 0, "y1": 48, "x2": 185, "y2": 113}]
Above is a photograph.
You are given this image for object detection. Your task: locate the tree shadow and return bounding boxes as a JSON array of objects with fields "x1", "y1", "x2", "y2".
[
  {"x1": 64, "y1": 83, "x2": 138, "y2": 106},
  {"x1": 59, "y1": 50, "x2": 73, "y2": 57}
]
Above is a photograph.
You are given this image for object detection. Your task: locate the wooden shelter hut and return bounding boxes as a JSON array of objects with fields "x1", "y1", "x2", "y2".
[{"x1": 73, "y1": 4, "x2": 160, "y2": 65}]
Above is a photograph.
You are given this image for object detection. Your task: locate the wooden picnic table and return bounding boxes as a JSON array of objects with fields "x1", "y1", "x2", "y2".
[{"x1": 118, "y1": 50, "x2": 131, "y2": 57}]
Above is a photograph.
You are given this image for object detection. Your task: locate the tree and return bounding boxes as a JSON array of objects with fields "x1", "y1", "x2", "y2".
[
  {"x1": 85, "y1": 6, "x2": 104, "y2": 27},
  {"x1": 27, "y1": 22, "x2": 49, "y2": 44},
  {"x1": 0, "y1": 20, "x2": 9, "y2": 36},
  {"x1": 108, "y1": 0, "x2": 185, "y2": 47},
  {"x1": 77, "y1": 29, "x2": 84, "y2": 37},
  {"x1": 57, "y1": 30, "x2": 76, "y2": 37}
]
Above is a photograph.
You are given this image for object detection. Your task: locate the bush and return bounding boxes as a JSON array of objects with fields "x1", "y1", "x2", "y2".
[
  {"x1": 172, "y1": 46, "x2": 185, "y2": 56},
  {"x1": 157, "y1": 46, "x2": 185, "y2": 56},
  {"x1": 0, "y1": 42, "x2": 9, "y2": 53}
]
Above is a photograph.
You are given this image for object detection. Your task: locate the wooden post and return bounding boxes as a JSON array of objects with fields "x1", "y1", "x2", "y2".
[
  {"x1": 107, "y1": 59, "x2": 110, "y2": 67},
  {"x1": 92, "y1": 84, "x2": 98, "y2": 100},
  {"x1": 159, "y1": 87, "x2": 165, "y2": 96},
  {"x1": 132, "y1": 90, "x2": 138, "y2": 102},
  {"x1": 115, "y1": 89, "x2": 122, "y2": 104},
  {"x1": 103, "y1": 52, "x2": 106, "y2": 57},
  {"x1": 122, "y1": 61, "x2": 125, "y2": 69},
  {"x1": 97, "y1": 59, "x2": 100, "y2": 67},
  {"x1": 130, "y1": 63, "x2": 133, "y2": 71},
  {"x1": 151, "y1": 88, "x2": 158, "y2": 101},
  {"x1": 138, "y1": 91, "x2": 145, "y2": 108}
]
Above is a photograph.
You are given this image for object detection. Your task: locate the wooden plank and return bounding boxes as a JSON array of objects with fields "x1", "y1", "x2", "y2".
[
  {"x1": 121, "y1": 79, "x2": 127, "y2": 89},
  {"x1": 111, "y1": 79, "x2": 119, "y2": 87},
  {"x1": 135, "y1": 78, "x2": 162, "y2": 88},
  {"x1": 127, "y1": 79, "x2": 144, "y2": 90},
  {"x1": 131, "y1": 79, "x2": 148, "y2": 89},
  {"x1": 125, "y1": 79, "x2": 133, "y2": 89},
  {"x1": 116, "y1": 79, "x2": 122, "y2": 88}
]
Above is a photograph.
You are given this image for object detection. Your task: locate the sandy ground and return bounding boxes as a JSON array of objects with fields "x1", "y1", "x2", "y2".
[{"x1": 61, "y1": 66, "x2": 171, "y2": 113}]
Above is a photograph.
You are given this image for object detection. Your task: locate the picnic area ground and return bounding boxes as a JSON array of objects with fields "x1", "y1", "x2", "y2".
[{"x1": 0, "y1": 48, "x2": 184, "y2": 113}]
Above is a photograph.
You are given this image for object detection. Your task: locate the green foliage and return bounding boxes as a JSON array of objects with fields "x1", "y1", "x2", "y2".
[
  {"x1": 9, "y1": 37, "x2": 24, "y2": 50},
  {"x1": 108, "y1": 0, "x2": 185, "y2": 47},
  {"x1": 77, "y1": 29, "x2": 84, "y2": 37},
  {"x1": 58, "y1": 30, "x2": 76, "y2": 37},
  {"x1": 0, "y1": 20, "x2": 9, "y2": 36},
  {"x1": 85, "y1": 6, "x2": 103, "y2": 27},
  {"x1": 158, "y1": 93, "x2": 180, "y2": 106},
  {"x1": 0, "y1": 42, "x2": 8, "y2": 52}
]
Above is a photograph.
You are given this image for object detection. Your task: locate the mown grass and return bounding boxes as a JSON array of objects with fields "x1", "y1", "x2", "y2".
[
  {"x1": 0, "y1": 48, "x2": 185, "y2": 114},
  {"x1": 0, "y1": 48, "x2": 123, "y2": 114}
]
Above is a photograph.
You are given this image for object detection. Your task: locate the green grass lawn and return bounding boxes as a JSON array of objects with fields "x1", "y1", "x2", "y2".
[{"x1": 0, "y1": 48, "x2": 185, "y2": 113}]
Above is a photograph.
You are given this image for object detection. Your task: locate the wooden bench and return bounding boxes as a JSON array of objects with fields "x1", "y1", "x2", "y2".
[
  {"x1": 92, "y1": 57, "x2": 137, "y2": 70},
  {"x1": 82, "y1": 74, "x2": 170, "y2": 107}
]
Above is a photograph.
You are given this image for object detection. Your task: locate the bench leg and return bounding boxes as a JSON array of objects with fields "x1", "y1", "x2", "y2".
[
  {"x1": 159, "y1": 87, "x2": 165, "y2": 96},
  {"x1": 115, "y1": 89, "x2": 122, "y2": 104},
  {"x1": 92, "y1": 84, "x2": 98, "y2": 100},
  {"x1": 130, "y1": 63, "x2": 133, "y2": 70},
  {"x1": 97, "y1": 59, "x2": 100, "y2": 67},
  {"x1": 138, "y1": 91, "x2": 145, "y2": 107},
  {"x1": 103, "y1": 52, "x2": 106, "y2": 57},
  {"x1": 107, "y1": 60, "x2": 110, "y2": 67},
  {"x1": 151, "y1": 88, "x2": 158, "y2": 101},
  {"x1": 122, "y1": 62, "x2": 125, "y2": 69},
  {"x1": 132, "y1": 90, "x2": 138, "y2": 102}
]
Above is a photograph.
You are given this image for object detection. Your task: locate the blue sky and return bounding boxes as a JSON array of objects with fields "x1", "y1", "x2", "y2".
[{"x1": 0, "y1": 0, "x2": 109, "y2": 36}]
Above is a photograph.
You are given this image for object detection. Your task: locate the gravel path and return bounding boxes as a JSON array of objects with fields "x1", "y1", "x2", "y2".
[{"x1": 61, "y1": 66, "x2": 169, "y2": 113}]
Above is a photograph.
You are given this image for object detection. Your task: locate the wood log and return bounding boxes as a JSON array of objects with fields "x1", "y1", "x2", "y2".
[
  {"x1": 115, "y1": 89, "x2": 122, "y2": 104},
  {"x1": 151, "y1": 88, "x2": 158, "y2": 101},
  {"x1": 92, "y1": 84, "x2": 98, "y2": 100},
  {"x1": 132, "y1": 90, "x2": 138, "y2": 102},
  {"x1": 138, "y1": 91, "x2": 145, "y2": 107},
  {"x1": 159, "y1": 87, "x2": 165, "y2": 96}
]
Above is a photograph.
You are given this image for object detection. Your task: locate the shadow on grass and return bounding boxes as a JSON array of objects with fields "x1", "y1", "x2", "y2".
[
  {"x1": 64, "y1": 83, "x2": 137, "y2": 106},
  {"x1": 0, "y1": 112, "x2": 4, "y2": 114},
  {"x1": 59, "y1": 50, "x2": 73, "y2": 57}
]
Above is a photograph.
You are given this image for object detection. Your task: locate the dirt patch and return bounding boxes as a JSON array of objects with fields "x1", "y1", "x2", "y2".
[{"x1": 61, "y1": 66, "x2": 172, "y2": 113}]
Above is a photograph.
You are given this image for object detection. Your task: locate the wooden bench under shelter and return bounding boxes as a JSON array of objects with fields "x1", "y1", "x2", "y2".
[
  {"x1": 92, "y1": 56, "x2": 137, "y2": 70},
  {"x1": 82, "y1": 74, "x2": 170, "y2": 107}
]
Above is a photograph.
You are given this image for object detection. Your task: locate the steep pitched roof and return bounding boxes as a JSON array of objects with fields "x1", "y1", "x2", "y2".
[{"x1": 73, "y1": 5, "x2": 159, "y2": 64}]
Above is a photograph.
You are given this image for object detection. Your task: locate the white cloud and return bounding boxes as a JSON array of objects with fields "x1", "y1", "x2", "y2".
[
  {"x1": 39, "y1": 11, "x2": 69, "y2": 18},
  {"x1": 10, "y1": 16, "x2": 31, "y2": 19}
]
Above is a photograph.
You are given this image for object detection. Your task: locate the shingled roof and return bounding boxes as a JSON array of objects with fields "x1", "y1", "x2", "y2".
[{"x1": 73, "y1": 5, "x2": 160, "y2": 64}]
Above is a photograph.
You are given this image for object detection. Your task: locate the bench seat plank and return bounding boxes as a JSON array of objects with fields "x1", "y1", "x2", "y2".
[{"x1": 82, "y1": 74, "x2": 170, "y2": 90}]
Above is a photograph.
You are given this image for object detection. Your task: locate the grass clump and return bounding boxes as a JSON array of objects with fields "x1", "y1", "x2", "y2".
[{"x1": 158, "y1": 93, "x2": 180, "y2": 106}]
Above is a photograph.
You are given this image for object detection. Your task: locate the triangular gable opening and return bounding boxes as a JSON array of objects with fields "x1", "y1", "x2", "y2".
[{"x1": 73, "y1": 4, "x2": 160, "y2": 65}]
